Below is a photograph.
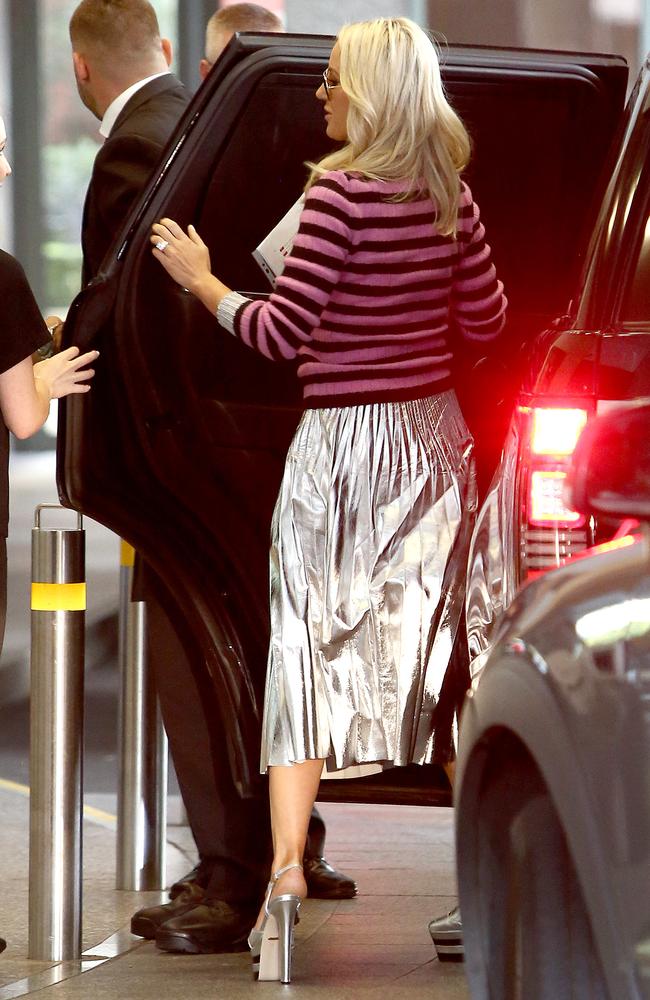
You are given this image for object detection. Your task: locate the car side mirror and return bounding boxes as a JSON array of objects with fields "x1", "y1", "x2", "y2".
[{"x1": 566, "y1": 401, "x2": 650, "y2": 520}]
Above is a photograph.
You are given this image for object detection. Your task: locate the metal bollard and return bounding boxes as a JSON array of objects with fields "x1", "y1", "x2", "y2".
[
  {"x1": 116, "y1": 541, "x2": 167, "y2": 890},
  {"x1": 29, "y1": 504, "x2": 85, "y2": 961}
]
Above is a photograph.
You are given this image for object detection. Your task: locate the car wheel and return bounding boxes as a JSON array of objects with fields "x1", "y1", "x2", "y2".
[{"x1": 462, "y1": 753, "x2": 610, "y2": 1000}]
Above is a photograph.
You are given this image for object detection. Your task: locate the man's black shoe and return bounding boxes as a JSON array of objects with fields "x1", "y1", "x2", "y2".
[
  {"x1": 131, "y1": 882, "x2": 205, "y2": 939},
  {"x1": 428, "y1": 905, "x2": 464, "y2": 961},
  {"x1": 303, "y1": 856, "x2": 357, "y2": 899},
  {"x1": 155, "y1": 900, "x2": 256, "y2": 954},
  {"x1": 168, "y1": 863, "x2": 203, "y2": 901}
]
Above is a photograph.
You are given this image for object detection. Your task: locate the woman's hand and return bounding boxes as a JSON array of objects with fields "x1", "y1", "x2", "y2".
[
  {"x1": 150, "y1": 218, "x2": 233, "y2": 317},
  {"x1": 151, "y1": 219, "x2": 212, "y2": 294},
  {"x1": 33, "y1": 346, "x2": 98, "y2": 400}
]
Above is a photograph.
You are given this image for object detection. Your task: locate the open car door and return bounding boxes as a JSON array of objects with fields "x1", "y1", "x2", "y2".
[{"x1": 57, "y1": 33, "x2": 627, "y2": 799}]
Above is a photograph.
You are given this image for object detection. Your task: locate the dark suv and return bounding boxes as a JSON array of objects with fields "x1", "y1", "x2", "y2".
[
  {"x1": 456, "y1": 401, "x2": 650, "y2": 1000},
  {"x1": 466, "y1": 55, "x2": 650, "y2": 679},
  {"x1": 58, "y1": 33, "x2": 628, "y2": 802}
]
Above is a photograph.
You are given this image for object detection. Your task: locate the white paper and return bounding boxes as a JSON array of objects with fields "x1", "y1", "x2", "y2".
[{"x1": 253, "y1": 195, "x2": 304, "y2": 284}]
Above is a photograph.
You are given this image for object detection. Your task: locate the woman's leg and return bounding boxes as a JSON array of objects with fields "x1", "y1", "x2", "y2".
[{"x1": 255, "y1": 758, "x2": 324, "y2": 925}]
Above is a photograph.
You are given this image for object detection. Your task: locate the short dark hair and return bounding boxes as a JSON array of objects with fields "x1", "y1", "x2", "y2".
[
  {"x1": 212, "y1": 3, "x2": 283, "y2": 33},
  {"x1": 205, "y1": 3, "x2": 283, "y2": 64},
  {"x1": 70, "y1": 0, "x2": 162, "y2": 70}
]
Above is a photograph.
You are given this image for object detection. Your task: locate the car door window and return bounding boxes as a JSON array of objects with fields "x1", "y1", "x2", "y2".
[{"x1": 197, "y1": 71, "x2": 331, "y2": 295}]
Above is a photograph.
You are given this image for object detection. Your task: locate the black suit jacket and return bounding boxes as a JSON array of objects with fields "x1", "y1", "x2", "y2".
[{"x1": 81, "y1": 73, "x2": 189, "y2": 285}]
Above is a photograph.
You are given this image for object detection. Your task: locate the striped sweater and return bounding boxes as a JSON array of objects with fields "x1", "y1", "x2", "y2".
[{"x1": 218, "y1": 170, "x2": 507, "y2": 408}]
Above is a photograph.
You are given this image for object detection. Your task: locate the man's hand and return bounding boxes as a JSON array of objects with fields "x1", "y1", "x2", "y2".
[
  {"x1": 45, "y1": 315, "x2": 65, "y2": 353},
  {"x1": 33, "y1": 315, "x2": 65, "y2": 364}
]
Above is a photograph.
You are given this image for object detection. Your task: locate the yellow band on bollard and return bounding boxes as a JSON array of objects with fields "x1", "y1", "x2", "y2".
[
  {"x1": 31, "y1": 583, "x2": 87, "y2": 612},
  {"x1": 120, "y1": 540, "x2": 135, "y2": 567}
]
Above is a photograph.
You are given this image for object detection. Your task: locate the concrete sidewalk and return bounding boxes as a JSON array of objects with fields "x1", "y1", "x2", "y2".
[{"x1": 0, "y1": 785, "x2": 469, "y2": 999}]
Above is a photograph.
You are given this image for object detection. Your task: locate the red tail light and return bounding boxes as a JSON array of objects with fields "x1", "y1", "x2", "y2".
[
  {"x1": 529, "y1": 469, "x2": 584, "y2": 526},
  {"x1": 519, "y1": 404, "x2": 592, "y2": 580},
  {"x1": 526, "y1": 407, "x2": 588, "y2": 528},
  {"x1": 530, "y1": 407, "x2": 588, "y2": 457}
]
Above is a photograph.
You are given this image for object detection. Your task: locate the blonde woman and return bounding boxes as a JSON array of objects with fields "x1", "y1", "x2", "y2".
[{"x1": 151, "y1": 16, "x2": 506, "y2": 984}]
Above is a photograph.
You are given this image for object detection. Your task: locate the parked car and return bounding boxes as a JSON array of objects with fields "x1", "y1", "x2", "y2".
[
  {"x1": 58, "y1": 32, "x2": 628, "y2": 803},
  {"x1": 455, "y1": 400, "x2": 650, "y2": 1000},
  {"x1": 466, "y1": 54, "x2": 650, "y2": 680}
]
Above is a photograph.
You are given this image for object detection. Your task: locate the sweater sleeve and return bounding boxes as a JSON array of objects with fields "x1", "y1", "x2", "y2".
[
  {"x1": 451, "y1": 185, "x2": 507, "y2": 345},
  {"x1": 230, "y1": 173, "x2": 353, "y2": 361}
]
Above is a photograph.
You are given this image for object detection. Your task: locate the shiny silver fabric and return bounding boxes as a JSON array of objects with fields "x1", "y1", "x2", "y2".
[
  {"x1": 465, "y1": 418, "x2": 521, "y2": 687},
  {"x1": 260, "y1": 390, "x2": 477, "y2": 774}
]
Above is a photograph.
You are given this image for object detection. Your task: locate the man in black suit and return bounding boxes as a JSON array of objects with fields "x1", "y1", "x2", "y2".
[
  {"x1": 70, "y1": 0, "x2": 355, "y2": 957},
  {"x1": 71, "y1": 1, "x2": 186, "y2": 283}
]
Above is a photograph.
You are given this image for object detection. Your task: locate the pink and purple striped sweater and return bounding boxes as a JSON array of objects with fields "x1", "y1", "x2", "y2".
[{"x1": 219, "y1": 169, "x2": 507, "y2": 408}]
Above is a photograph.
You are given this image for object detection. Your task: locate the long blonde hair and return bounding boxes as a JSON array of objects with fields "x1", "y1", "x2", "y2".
[{"x1": 308, "y1": 17, "x2": 471, "y2": 236}]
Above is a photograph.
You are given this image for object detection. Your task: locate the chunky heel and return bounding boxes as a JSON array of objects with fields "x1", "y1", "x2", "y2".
[
  {"x1": 428, "y1": 905, "x2": 464, "y2": 962},
  {"x1": 248, "y1": 863, "x2": 303, "y2": 983},
  {"x1": 266, "y1": 895, "x2": 300, "y2": 983}
]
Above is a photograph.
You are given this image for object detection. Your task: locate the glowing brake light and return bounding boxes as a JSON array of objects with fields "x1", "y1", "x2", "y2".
[
  {"x1": 530, "y1": 470, "x2": 584, "y2": 526},
  {"x1": 519, "y1": 403, "x2": 592, "y2": 580},
  {"x1": 531, "y1": 408, "x2": 588, "y2": 456},
  {"x1": 525, "y1": 406, "x2": 589, "y2": 529}
]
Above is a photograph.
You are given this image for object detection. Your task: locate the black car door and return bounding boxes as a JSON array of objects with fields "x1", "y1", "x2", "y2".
[{"x1": 57, "y1": 34, "x2": 627, "y2": 799}]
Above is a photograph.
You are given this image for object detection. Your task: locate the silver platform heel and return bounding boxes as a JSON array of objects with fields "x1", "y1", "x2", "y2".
[{"x1": 248, "y1": 862, "x2": 302, "y2": 983}]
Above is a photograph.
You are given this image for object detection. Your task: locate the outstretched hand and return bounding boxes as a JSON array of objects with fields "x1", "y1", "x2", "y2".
[
  {"x1": 33, "y1": 346, "x2": 99, "y2": 400},
  {"x1": 151, "y1": 218, "x2": 212, "y2": 293}
]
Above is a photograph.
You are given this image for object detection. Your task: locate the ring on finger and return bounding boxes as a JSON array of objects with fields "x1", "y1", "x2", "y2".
[{"x1": 155, "y1": 239, "x2": 170, "y2": 252}]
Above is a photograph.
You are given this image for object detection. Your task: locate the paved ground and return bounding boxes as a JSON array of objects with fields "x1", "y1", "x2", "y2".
[{"x1": 0, "y1": 786, "x2": 468, "y2": 999}]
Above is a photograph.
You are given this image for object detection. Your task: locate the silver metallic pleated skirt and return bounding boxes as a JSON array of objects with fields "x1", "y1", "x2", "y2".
[{"x1": 260, "y1": 390, "x2": 477, "y2": 775}]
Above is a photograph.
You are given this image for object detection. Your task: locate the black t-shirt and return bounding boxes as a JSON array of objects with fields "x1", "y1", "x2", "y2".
[{"x1": 0, "y1": 250, "x2": 50, "y2": 535}]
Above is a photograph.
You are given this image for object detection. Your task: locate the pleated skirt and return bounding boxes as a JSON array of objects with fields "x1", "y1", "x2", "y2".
[{"x1": 259, "y1": 389, "x2": 477, "y2": 775}]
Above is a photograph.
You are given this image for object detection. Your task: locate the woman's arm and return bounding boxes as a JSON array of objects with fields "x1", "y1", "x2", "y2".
[
  {"x1": 452, "y1": 189, "x2": 507, "y2": 345},
  {"x1": 151, "y1": 174, "x2": 353, "y2": 361},
  {"x1": 0, "y1": 346, "x2": 98, "y2": 439}
]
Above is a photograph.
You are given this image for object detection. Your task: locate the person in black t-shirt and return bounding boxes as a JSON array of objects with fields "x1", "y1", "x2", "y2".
[
  {"x1": 0, "y1": 114, "x2": 97, "y2": 954},
  {"x1": 0, "y1": 120, "x2": 97, "y2": 623},
  {"x1": 0, "y1": 109, "x2": 98, "y2": 903}
]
